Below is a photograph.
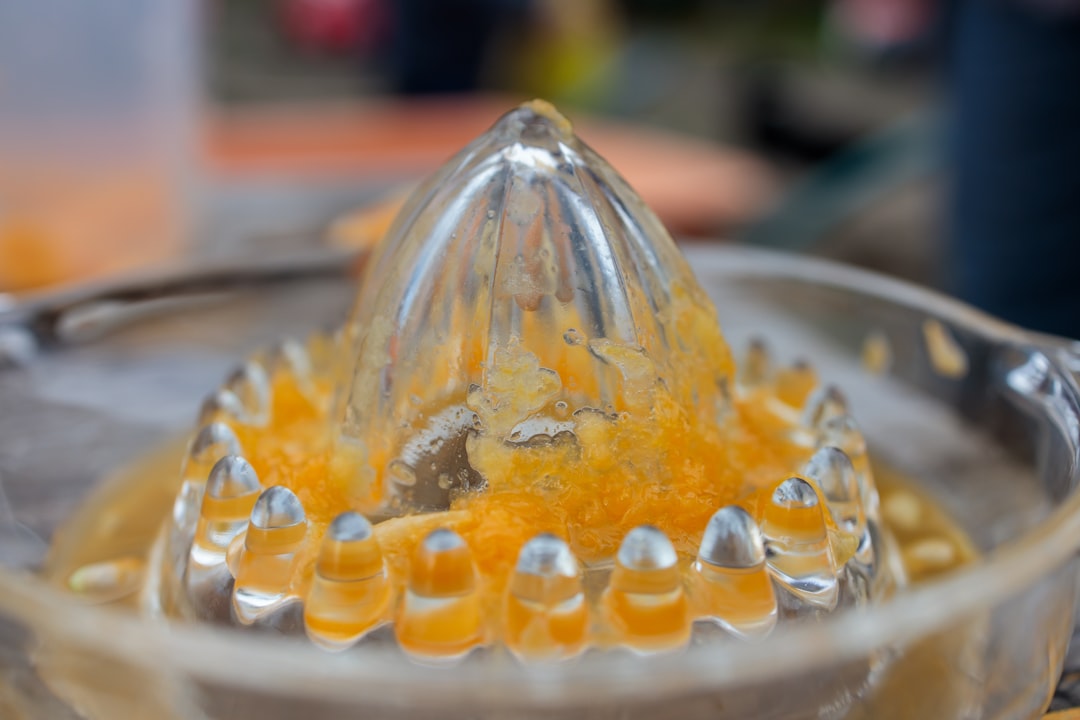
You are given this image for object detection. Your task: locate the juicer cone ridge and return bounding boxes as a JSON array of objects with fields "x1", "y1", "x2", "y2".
[{"x1": 155, "y1": 105, "x2": 899, "y2": 667}]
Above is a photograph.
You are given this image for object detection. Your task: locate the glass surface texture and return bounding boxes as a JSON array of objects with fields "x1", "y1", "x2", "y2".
[{"x1": 0, "y1": 245, "x2": 1078, "y2": 718}]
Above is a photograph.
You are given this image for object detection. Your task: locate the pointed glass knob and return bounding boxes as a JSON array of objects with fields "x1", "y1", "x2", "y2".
[
  {"x1": 232, "y1": 486, "x2": 308, "y2": 625},
  {"x1": 305, "y1": 512, "x2": 390, "y2": 650},
  {"x1": 803, "y1": 446, "x2": 865, "y2": 535},
  {"x1": 760, "y1": 477, "x2": 839, "y2": 610},
  {"x1": 170, "y1": 423, "x2": 243, "y2": 572},
  {"x1": 505, "y1": 533, "x2": 587, "y2": 661},
  {"x1": 185, "y1": 455, "x2": 262, "y2": 620},
  {"x1": 603, "y1": 525, "x2": 689, "y2": 653},
  {"x1": 395, "y1": 528, "x2": 484, "y2": 663},
  {"x1": 692, "y1": 506, "x2": 777, "y2": 640}
]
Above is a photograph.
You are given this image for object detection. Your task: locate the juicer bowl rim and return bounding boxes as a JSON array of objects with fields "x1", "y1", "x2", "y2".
[{"x1": 1, "y1": 245, "x2": 1078, "y2": 707}]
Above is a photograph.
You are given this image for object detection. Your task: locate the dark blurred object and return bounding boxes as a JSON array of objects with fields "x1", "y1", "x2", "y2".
[
  {"x1": 947, "y1": 0, "x2": 1080, "y2": 339},
  {"x1": 277, "y1": 0, "x2": 387, "y2": 56},
  {"x1": 745, "y1": 66, "x2": 854, "y2": 163},
  {"x1": 740, "y1": 111, "x2": 936, "y2": 254},
  {"x1": 617, "y1": 0, "x2": 708, "y2": 22},
  {"x1": 746, "y1": 0, "x2": 937, "y2": 164},
  {"x1": 387, "y1": 0, "x2": 528, "y2": 94}
]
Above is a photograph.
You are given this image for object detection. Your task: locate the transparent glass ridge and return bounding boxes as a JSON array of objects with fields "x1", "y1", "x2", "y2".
[{"x1": 337, "y1": 100, "x2": 733, "y2": 511}]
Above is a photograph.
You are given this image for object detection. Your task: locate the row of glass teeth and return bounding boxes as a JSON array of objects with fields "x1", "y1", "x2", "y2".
[
  {"x1": 170, "y1": 434, "x2": 880, "y2": 663},
  {"x1": 160, "y1": 336, "x2": 889, "y2": 662}
]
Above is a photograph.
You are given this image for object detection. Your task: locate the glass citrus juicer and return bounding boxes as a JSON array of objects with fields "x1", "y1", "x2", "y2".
[{"x1": 2, "y1": 101, "x2": 1080, "y2": 720}]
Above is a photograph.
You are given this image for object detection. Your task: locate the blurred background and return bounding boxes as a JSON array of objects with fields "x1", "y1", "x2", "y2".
[{"x1": 1, "y1": 0, "x2": 1077, "y2": 336}]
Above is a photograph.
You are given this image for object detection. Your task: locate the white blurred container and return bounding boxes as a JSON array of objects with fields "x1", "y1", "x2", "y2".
[{"x1": 0, "y1": 0, "x2": 200, "y2": 290}]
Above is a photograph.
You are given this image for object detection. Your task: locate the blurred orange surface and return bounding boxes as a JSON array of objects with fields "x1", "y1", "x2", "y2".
[
  {"x1": 206, "y1": 96, "x2": 775, "y2": 239},
  {"x1": 0, "y1": 169, "x2": 183, "y2": 292},
  {"x1": 2, "y1": 96, "x2": 775, "y2": 291}
]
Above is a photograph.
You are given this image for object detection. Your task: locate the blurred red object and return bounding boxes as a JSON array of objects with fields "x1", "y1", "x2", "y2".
[
  {"x1": 834, "y1": 0, "x2": 933, "y2": 47},
  {"x1": 277, "y1": 0, "x2": 387, "y2": 55}
]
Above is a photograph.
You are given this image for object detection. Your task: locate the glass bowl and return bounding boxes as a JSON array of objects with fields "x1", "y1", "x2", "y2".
[{"x1": 1, "y1": 245, "x2": 1078, "y2": 720}]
